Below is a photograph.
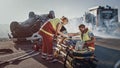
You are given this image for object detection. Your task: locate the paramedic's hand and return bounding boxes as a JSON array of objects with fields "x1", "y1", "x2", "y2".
[
  {"x1": 53, "y1": 35, "x2": 57, "y2": 38},
  {"x1": 80, "y1": 41, "x2": 85, "y2": 45},
  {"x1": 81, "y1": 41, "x2": 85, "y2": 44},
  {"x1": 53, "y1": 35, "x2": 57, "y2": 40},
  {"x1": 64, "y1": 34, "x2": 69, "y2": 38}
]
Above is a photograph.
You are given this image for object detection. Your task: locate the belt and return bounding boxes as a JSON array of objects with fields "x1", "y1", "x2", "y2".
[{"x1": 40, "y1": 29, "x2": 54, "y2": 37}]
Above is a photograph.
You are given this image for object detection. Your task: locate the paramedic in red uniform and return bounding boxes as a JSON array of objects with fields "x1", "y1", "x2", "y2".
[
  {"x1": 38, "y1": 16, "x2": 69, "y2": 60},
  {"x1": 69, "y1": 24, "x2": 96, "y2": 51}
]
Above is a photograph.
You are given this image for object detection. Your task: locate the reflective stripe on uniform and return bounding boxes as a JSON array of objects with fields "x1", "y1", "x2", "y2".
[
  {"x1": 88, "y1": 47, "x2": 95, "y2": 50},
  {"x1": 40, "y1": 29, "x2": 54, "y2": 37}
]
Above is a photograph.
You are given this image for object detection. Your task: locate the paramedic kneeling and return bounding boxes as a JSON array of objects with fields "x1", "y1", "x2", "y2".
[{"x1": 69, "y1": 24, "x2": 96, "y2": 51}]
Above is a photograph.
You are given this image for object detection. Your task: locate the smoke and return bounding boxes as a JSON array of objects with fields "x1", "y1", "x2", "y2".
[
  {"x1": 0, "y1": 24, "x2": 10, "y2": 38},
  {"x1": 65, "y1": 18, "x2": 120, "y2": 39},
  {"x1": 0, "y1": 18, "x2": 120, "y2": 39},
  {"x1": 65, "y1": 18, "x2": 82, "y2": 33}
]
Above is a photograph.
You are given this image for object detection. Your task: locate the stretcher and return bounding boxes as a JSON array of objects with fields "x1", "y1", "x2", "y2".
[{"x1": 54, "y1": 37, "x2": 98, "y2": 68}]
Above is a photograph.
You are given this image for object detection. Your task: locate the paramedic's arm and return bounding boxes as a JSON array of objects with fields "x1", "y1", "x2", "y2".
[
  {"x1": 57, "y1": 23, "x2": 68, "y2": 37},
  {"x1": 87, "y1": 37, "x2": 96, "y2": 43},
  {"x1": 86, "y1": 32, "x2": 96, "y2": 44},
  {"x1": 67, "y1": 32, "x2": 80, "y2": 36},
  {"x1": 68, "y1": 32, "x2": 80, "y2": 36}
]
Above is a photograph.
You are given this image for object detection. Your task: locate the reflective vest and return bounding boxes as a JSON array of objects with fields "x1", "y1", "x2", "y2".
[
  {"x1": 50, "y1": 18, "x2": 61, "y2": 30},
  {"x1": 81, "y1": 30, "x2": 95, "y2": 51},
  {"x1": 40, "y1": 18, "x2": 61, "y2": 37},
  {"x1": 81, "y1": 30, "x2": 91, "y2": 42}
]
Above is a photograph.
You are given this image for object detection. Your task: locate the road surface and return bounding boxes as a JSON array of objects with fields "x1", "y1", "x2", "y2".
[
  {"x1": 95, "y1": 45, "x2": 120, "y2": 68},
  {"x1": 0, "y1": 38, "x2": 120, "y2": 68}
]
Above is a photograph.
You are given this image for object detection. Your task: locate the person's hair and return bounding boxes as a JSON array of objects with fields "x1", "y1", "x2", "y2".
[
  {"x1": 61, "y1": 16, "x2": 68, "y2": 22},
  {"x1": 79, "y1": 24, "x2": 85, "y2": 28}
]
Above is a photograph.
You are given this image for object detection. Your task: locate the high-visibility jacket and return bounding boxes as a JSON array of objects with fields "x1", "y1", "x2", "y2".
[
  {"x1": 81, "y1": 30, "x2": 91, "y2": 42},
  {"x1": 38, "y1": 18, "x2": 61, "y2": 54},
  {"x1": 40, "y1": 18, "x2": 61, "y2": 37},
  {"x1": 50, "y1": 18, "x2": 61, "y2": 31},
  {"x1": 80, "y1": 29, "x2": 95, "y2": 51}
]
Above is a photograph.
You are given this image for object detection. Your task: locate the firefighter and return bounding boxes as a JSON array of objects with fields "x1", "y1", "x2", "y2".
[
  {"x1": 69, "y1": 24, "x2": 96, "y2": 51},
  {"x1": 38, "y1": 16, "x2": 69, "y2": 61}
]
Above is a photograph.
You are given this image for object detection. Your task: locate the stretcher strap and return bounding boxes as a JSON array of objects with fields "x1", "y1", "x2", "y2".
[{"x1": 40, "y1": 29, "x2": 54, "y2": 37}]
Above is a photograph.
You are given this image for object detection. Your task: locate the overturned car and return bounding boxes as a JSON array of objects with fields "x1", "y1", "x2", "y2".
[{"x1": 10, "y1": 11, "x2": 55, "y2": 43}]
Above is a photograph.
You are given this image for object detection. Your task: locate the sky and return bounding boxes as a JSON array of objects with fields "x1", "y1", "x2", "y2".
[{"x1": 0, "y1": 0, "x2": 120, "y2": 24}]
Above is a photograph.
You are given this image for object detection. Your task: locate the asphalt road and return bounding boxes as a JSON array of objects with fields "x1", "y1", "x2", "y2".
[
  {"x1": 95, "y1": 45, "x2": 120, "y2": 68},
  {"x1": 0, "y1": 39, "x2": 120, "y2": 68}
]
